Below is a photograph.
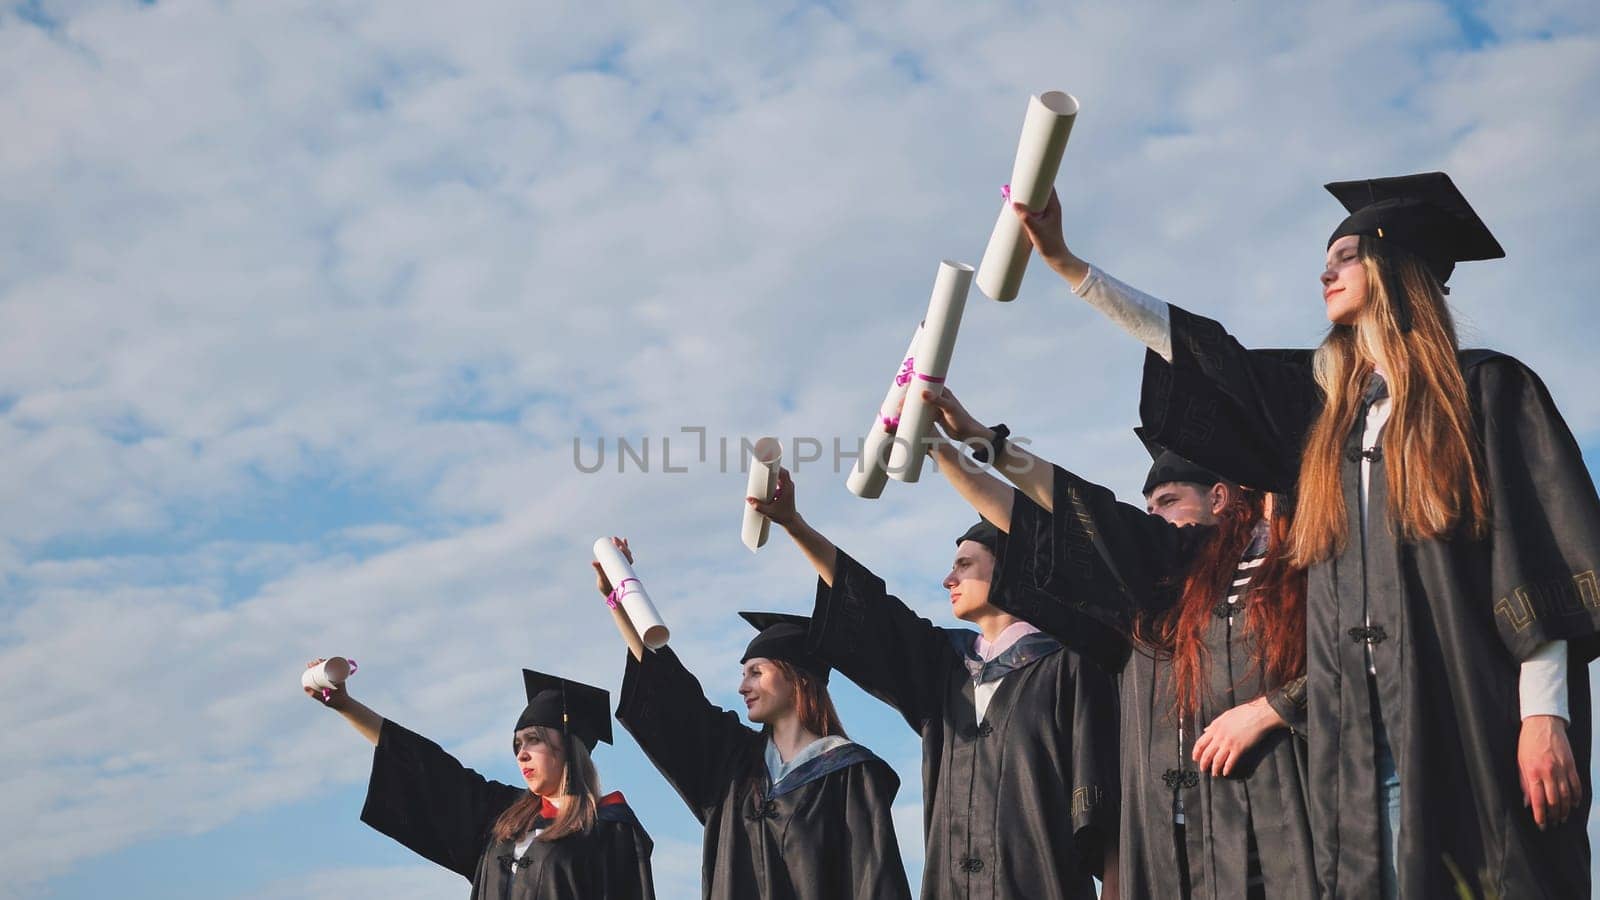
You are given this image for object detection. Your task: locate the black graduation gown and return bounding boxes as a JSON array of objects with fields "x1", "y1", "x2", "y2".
[
  {"x1": 614, "y1": 646, "x2": 912, "y2": 900},
  {"x1": 993, "y1": 462, "x2": 1316, "y2": 899},
  {"x1": 359, "y1": 719, "x2": 656, "y2": 900},
  {"x1": 807, "y1": 550, "x2": 1119, "y2": 900},
  {"x1": 1140, "y1": 305, "x2": 1600, "y2": 898}
]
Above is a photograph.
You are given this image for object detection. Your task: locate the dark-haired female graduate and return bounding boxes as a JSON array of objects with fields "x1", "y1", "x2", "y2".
[
  {"x1": 600, "y1": 538, "x2": 912, "y2": 900},
  {"x1": 918, "y1": 388, "x2": 1314, "y2": 899},
  {"x1": 304, "y1": 660, "x2": 655, "y2": 899},
  {"x1": 750, "y1": 471, "x2": 1119, "y2": 900},
  {"x1": 1009, "y1": 174, "x2": 1600, "y2": 898}
]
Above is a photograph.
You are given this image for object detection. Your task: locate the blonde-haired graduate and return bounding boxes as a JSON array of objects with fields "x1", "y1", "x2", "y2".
[
  {"x1": 305, "y1": 661, "x2": 655, "y2": 899},
  {"x1": 1013, "y1": 173, "x2": 1600, "y2": 899},
  {"x1": 603, "y1": 538, "x2": 912, "y2": 900}
]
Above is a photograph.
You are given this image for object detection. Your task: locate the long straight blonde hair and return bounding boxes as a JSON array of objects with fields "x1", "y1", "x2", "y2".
[
  {"x1": 492, "y1": 726, "x2": 601, "y2": 843},
  {"x1": 1289, "y1": 236, "x2": 1489, "y2": 565}
]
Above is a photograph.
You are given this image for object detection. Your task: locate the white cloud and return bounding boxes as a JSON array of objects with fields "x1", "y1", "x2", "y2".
[{"x1": 235, "y1": 864, "x2": 463, "y2": 900}]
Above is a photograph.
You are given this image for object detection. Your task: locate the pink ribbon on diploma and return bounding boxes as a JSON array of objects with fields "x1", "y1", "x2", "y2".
[
  {"x1": 1001, "y1": 184, "x2": 1012, "y2": 202},
  {"x1": 884, "y1": 355, "x2": 919, "y2": 428},
  {"x1": 894, "y1": 356, "x2": 916, "y2": 387},
  {"x1": 606, "y1": 578, "x2": 640, "y2": 610},
  {"x1": 882, "y1": 373, "x2": 946, "y2": 428}
]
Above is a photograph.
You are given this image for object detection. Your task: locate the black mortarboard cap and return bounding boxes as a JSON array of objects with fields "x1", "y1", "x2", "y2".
[
  {"x1": 739, "y1": 612, "x2": 830, "y2": 682},
  {"x1": 955, "y1": 519, "x2": 1000, "y2": 555},
  {"x1": 517, "y1": 669, "x2": 613, "y2": 751},
  {"x1": 1136, "y1": 427, "x2": 1225, "y2": 496},
  {"x1": 1325, "y1": 172, "x2": 1504, "y2": 332}
]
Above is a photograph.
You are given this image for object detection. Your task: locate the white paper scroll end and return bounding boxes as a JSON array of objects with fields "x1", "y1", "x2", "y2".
[
  {"x1": 886, "y1": 261, "x2": 974, "y2": 482},
  {"x1": 846, "y1": 422, "x2": 893, "y2": 499},
  {"x1": 846, "y1": 322, "x2": 926, "y2": 500},
  {"x1": 741, "y1": 437, "x2": 783, "y2": 552},
  {"x1": 302, "y1": 657, "x2": 354, "y2": 692},
  {"x1": 976, "y1": 91, "x2": 1079, "y2": 302},
  {"x1": 593, "y1": 538, "x2": 670, "y2": 649}
]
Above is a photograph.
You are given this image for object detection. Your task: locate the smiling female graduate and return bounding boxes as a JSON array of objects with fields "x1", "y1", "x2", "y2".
[
  {"x1": 305, "y1": 660, "x2": 655, "y2": 899},
  {"x1": 601, "y1": 537, "x2": 912, "y2": 900},
  {"x1": 1010, "y1": 172, "x2": 1600, "y2": 898}
]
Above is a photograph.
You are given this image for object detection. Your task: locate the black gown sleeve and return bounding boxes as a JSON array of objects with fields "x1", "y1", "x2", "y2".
[
  {"x1": 835, "y1": 759, "x2": 914, "y2": 900},
  {"x1": 615, "y1": 647, "x2": 758, "y2": 824},
  {"x1": 1472, "y1": 354, "x2": 1600, "y2": 662},
  {"x1": 358, "y1": 719, "x2": 526, "y2": 881},
  {"x1": 1265, "y1": 674, "x2": 1310, "y2": 734},
  {"x1": 992, "y1": 463, "x2": 1211, "y2": 672},
  {"x1": 598, "y1": 811, "x2": 657, "y2": 900},
  {"x1": 808, "y1": 549, "x2": 959, "y2": 731},
  {"x1": 1060, "y1": 648, "x2": 1122, "y2": 877},
  {"x1": 1139, "y1": 306, "x2": 1321, "y2": 493}
]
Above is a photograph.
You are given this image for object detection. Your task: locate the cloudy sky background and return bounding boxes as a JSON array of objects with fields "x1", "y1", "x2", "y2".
[{"x1": 3, "y1": 0, "x2": 1598, "y2": 897}]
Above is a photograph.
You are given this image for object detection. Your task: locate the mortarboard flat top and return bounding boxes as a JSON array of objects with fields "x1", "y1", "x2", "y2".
[
  {"x1": 739, "y1": 611, "x2": 831, "y2": 682},
  {"x1": 1135, "y1": 427, "x2": 1225, "y2": 496},
  {"x1": 517, "y1": 669, "x2": 613, "y2": 750},
  {"x1": 1325, "y1": 171, "x2": 1504, "y2": 285}
]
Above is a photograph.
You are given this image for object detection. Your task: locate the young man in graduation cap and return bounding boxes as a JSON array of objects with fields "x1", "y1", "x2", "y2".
[
  {"x1": 306, "y1": 661, "x2": 655, "y2": 899},
  {"x1": 914, "y1": 388, "x2": 1316, "y2": 899},
  {"x1": 749, "y1": 472, "x2": 1120, "y2": 900},
  {"x1": 603, "y1": 538, "x2": 912, "y2": 900},
  {"x1": 1007, "y1": 171, "x2": 1600, "y2": 897}
]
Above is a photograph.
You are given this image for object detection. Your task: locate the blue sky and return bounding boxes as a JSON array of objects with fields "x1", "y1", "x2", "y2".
[{"x1": 3, "y1": 1, "x2": 1598, "y2": 897}]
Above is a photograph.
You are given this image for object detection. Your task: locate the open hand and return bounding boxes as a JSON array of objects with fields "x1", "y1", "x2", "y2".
[
  {"x1": 1520, "y1": 714, "x2": 1582, "y2": 829},
  {"x1": 1192, "y1": 696, "x2": 1286, "y2": 777}
]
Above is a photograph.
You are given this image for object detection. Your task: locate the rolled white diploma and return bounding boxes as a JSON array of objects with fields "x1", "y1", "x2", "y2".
[
  {"x1": 302, "y1": 657, "x2": 356, "y2": 698},
  {"x1": 593, "y1": 538, "x2": 670, "y2": 649},
  {"x1": 845, "y1": 322, "x2": 926, "y2": 499},
  {"x1": 741, "y1": 437, "x2": 783, "y2": 552},
  {"x1": 886, "y1": 260, "x2": 975, "y2": 482},
  {"x1": 976, "y1": 91, "x2": 1080, "y2": 302}
]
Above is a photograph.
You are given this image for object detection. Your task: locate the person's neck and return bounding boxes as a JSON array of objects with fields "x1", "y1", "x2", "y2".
[
  {"x1": 969, "y1": 609, "x2": 1022, "y2": 644},
  {"x1": 542, "y1": 794, "x2": 564, "y2": 809},
  {"x1": 769, "y1": 713, "x2": 821, "y2": 764}
]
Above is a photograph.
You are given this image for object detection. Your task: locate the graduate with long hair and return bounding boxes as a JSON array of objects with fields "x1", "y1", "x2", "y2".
[
  {"x1": 1011, "y1": 173, "x2": 1600, "y2": 898},
  {"x1": 305, "y1": 661, "x2": 655, "y2": 899},
  {"x1": 602, "y1": 538, "x2": 911, "y2": 900},
  {"x1": 922, "y1": 389, "x2": 1313, "y2": 899}
]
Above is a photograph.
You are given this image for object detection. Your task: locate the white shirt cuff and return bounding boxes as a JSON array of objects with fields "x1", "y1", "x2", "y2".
[
  {"x1": 1071, "y1": 265, "x2": 1174, "y2": 362},
  {"x1": 1519, "y1": 640, "x2": 1570, "y2": 722}
]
